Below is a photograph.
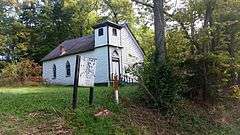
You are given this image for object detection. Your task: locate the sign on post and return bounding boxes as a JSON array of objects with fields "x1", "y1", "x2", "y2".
[
  {"x1": 72, "y1": 55, "x2": 97, "y2": 110},
  {"x1": 78, "y1": 57, "x2": 97, "y2": 87}
]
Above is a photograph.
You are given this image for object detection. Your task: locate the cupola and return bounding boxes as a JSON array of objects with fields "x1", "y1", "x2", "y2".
[{"x1": 93, "y1": 20, "x2": 122, "y2": 47}]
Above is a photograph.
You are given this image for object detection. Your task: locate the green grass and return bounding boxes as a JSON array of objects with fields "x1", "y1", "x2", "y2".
[
  {"x1": 1, "y1": 85, "x2": 240, "y2": 135},
  {"x1": 0, "y1": 85, "x2": 138, "y2": 135}
]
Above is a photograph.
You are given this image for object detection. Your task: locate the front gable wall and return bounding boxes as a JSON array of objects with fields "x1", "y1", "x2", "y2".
[{"x1": 121, "y1": 26, "x2": 144, "y2": 71}]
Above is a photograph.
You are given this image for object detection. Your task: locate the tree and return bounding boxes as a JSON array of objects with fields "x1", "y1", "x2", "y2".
[
  {"x1": 214, "y1": 0, "x2": 240, "y2": 85},
  {"x1": 135, "y1": 25, "x2": 155, "y2": 56},
  {"x1": 131, "y1": 0, "x2": 167, "y2": 63},
  {"x1": 101, "y1": 0, "x2": 135, "y2": 25},
  {"x1": 153, "y1": 0, "x2": 166, "y2": 63},
  {"x1": 65, "y1": 0, "x2": 100, "y2": 37}
]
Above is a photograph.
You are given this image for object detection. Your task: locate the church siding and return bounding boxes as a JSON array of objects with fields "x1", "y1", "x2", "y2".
[
  {"x1": 121, "y1": 26, "x2": 144, "y2": 74},
  {"x1": 94, "y1": 27, "x2": 108, "y2": 47},
  {"x1": 42, "y1": 22, "x2": 144, "y2": 85},
  {"x1": 108, "y1": 26, "x2": 121, "y2": 47},
  {"x1": 42, "y1": 46, "x2": 109, "y2": 85}
]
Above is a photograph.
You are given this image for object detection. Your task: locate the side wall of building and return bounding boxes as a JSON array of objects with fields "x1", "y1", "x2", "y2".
[{"x1": 42, "y1": 46, "x2": 109, "y2": 85}]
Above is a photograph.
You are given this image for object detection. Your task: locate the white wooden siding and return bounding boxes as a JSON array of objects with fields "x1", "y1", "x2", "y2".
[
  {"x1": 120, "y1": 26, "x2": 144, "y2": 74},
  {"x1": 94, "y1": 27, "x2": 108, "y2": 47},
  {"x1": 108, "y1": 26, "x2": 121, "y2": 47},
  {"x1": 42, "y1": 24, "x2": 144, "y2": 85},
  {"x1": 43, "y1": 46, "x2": 109, "y2": 85}
]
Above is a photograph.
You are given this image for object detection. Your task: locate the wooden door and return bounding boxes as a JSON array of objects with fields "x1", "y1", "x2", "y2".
[{"x1": 112, "y1": 59, "x2": 120, "y2": 78}]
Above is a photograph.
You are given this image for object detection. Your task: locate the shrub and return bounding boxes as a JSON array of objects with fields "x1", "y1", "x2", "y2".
[
  {"x1": 131, "y1": 56, "x2": 183, "y2": 110},
  {"x1": 0, "y1": 61, "x2": 7, "y2": 72},
  {"x1": 230, "y1": 85, "x2": 240, "y2": 99},
  {"x1": 0, "y1": 59, "x2": 42, "y2": 86},
  {"x1": 183, "y1": 54, "x2": 231, "y2": 101}
]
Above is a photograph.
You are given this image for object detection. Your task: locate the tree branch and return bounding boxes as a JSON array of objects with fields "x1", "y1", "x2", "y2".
[
  {"x1": 162, "y1": 11, "x2": 199, "y2": 47},
  {"x1": 131, "y1": 0, "x2": 153, "y2": 8},
  {"x1": 132, "y1": 0, "x2": 199, "y2": 48}
]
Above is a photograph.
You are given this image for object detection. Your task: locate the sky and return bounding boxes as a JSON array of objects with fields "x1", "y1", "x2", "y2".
[{"x1": 133, "y1": 0, "x2": 187, "y2": 28}]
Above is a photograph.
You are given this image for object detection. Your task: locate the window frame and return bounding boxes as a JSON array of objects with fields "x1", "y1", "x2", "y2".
[
  {"x1": 66, "y1": 61, "x2": 71, "y2": 77},
  {"x1": 98, "y1": 28, "x2": 103, "y2": 36}
]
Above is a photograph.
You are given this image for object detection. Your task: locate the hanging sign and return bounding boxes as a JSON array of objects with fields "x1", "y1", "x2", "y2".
[{"x1": 78, "y1": 56, "x2": 97, "y2": 87}]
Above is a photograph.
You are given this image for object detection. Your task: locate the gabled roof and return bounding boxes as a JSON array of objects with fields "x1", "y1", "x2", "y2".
[
  {"x1": 41, "y1": 21, "x2": 144, "y2": 62},
  {"x1": 41, "y1": 35, "x2": 94, "y2": 61}
]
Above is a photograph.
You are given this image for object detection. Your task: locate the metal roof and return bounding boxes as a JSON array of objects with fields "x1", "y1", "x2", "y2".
[{"x1": 41, "y1": 35, "x2": 94, "y2": 61}]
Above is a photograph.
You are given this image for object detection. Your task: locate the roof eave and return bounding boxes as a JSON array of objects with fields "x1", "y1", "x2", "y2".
[
  {"x1": 92, "y1": 21, "x2": 122, "y2": 29},
  {"x1": 41, "y1": 48, "x2": 95, "y2": 62}
]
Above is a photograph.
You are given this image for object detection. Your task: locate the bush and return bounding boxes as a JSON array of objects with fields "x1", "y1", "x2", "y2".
[
  {"x1": 230, "y1": 85, "x2": 240, "y2": 99},
  {"x1": 0, "y1": 59, "x2": 42, "y2": 86},
  {"x1": 131, "y1": 56, "x2": 183, "y2": 110},
  {"x1": 0, "y1": 61, "x2": 7, "y2": 72},
  {"x1": 183, "y1": 54, "x2": 230, "y2": 101}
]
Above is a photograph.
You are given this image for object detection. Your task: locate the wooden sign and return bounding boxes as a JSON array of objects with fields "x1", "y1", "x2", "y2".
[
  {"x1": 72, "y1": 55, "x2": 97, "y2": 110},
  {"x1": 78, "y1": 56, "x2": 97, "y2": 87}
]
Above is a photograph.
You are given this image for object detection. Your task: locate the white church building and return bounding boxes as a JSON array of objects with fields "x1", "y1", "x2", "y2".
[{"x1": 41, "y1": 21, "x2": 144, "y2": 85}]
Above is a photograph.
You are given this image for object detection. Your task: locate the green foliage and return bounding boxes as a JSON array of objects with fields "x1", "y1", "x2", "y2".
[
  {"x1": 163, "y1": 0, "x2": 240, "y2": 101},
  {"x1": 183, "y1": 54, "x2": 228, "y2": 100},
  {"x1": 166, "y1": 29, "x2": 190, "y2": 64},
  {"x1": 133, "y1": 56, "x2": 183, "y2": 110},
  {"x1": 134, "y1": 25, "x2": 155, "y2": 56},
  {"x1": 64, "y1": 0, "x2": 100, "y2": 36},
  {"x1": 0, "y1": 0, "x2": 101, "y2": 62},
  {"x1": 230, "y1": 85, "x2": 240, "y2": 99},
  {"x1": 0, "y1": 59, "x2": 42, "y2": 86},
  {"x1": 101, "y1": 0, "x2": 135, "y2": 24},
  {"x1": 0, "y1": 61, "x2": 7, "y2": 72}
]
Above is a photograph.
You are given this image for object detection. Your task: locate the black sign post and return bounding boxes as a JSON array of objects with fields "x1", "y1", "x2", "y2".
[
  {"x1": 72, "y1": 55, "x2": 80, "y2": 110},
  {"x1": 72, "y1": 55, "x2": 96, "y2": 110},
  {"x1": 89, "y1": 87, "x2": 94, "y2": 105}
]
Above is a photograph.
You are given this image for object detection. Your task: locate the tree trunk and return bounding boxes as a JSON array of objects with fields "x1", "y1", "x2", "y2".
[
  {"x1": 153, "y1": 0, "x2": 166, "y2": 63},
  {"x1": 202, "y1": 0, "x2": 215, "y2": 101},
  {"x1": 190, "y1": 10, "x2": 196, "y2": 55},
  {"x1": 202, "y1": 60, "x2": 208, "y2": 101},
  {"x1": 80, "y1": 24, "x2": 83, "y2": 37}
]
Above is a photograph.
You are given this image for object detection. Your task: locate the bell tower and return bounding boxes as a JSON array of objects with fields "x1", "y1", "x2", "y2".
[{"x1": 93, "y1": 20, "x2": 122, "y2": 48}]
